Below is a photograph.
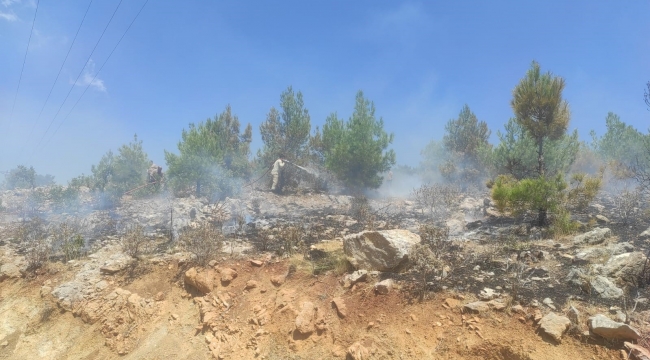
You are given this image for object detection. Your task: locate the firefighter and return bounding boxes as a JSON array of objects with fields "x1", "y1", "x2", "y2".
[{"x1": 271, "y1": 157, "x2": 286, "y2": 193}]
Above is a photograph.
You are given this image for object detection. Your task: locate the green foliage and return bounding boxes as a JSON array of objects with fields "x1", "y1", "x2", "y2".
[
  {"x1": 89, "y1": 135, "x2": 153, "y2": 207},
  {"x1": 492, "y1": 172, "x2": 601, "y2": 230},
  {"x1": 52, "y1": 221, "x2": 85, "y2": 262},
  {"x1": 566, "y1": 172, "x2": 603, "y2": 211},
  {"x1": 511, "y1": 61, "x2": 571, "y2": 176},
  {"x1": 590, "y1": 112, "x2": 646, "y2": 166},
  {"x1": 488, "y1": 118, "x2": 579, "y2": 179},
  {"x1": 491, "y1": 174, "x2": 567, "y2": 226},
  {"x1": 48, "y1": 185, "x2": 80, "y2": 211},
  {"x1": 4, "y1": 165, "x2": 36, "y2": 189},
  {"x1": 258, "y1": 86, "x2": 311, "y2": 168},
  {"x1": 165, "y1": 105, "x2": 251, "y2": 198},
  {"x1": 419, "y1": 140, "x2": 448, "y2": 182},
  {"x1": 34, "y1": 174, "x2": 55, "y2": 187},
  {"x1": 420, "y1": 104, "x2": 492, "y2": 185},
  {"x1": 321, "y1": 91, "x2": 396, "y2": 190},
  {"x1": 443, "y1": 104, "x2": 491, "y2": 163}
]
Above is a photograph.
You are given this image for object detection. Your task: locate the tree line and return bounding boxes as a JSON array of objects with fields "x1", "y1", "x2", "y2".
[{"x1": 4, "y1": 62, "x2": 650, "y2": 233}]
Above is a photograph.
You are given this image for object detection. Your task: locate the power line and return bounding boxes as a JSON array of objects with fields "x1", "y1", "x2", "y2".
[
  {"x1": 8, "y1": 0, "x2": 40, "y2": 125},
  {"x1": 26, "y1": 0, "x2": 94, "y2": 139},
  {"x1": 34, "y1": 0, "x2": 149, "y2": 155},
  {"x1": 32, "y1": 0, "x2": 124, "y2": 152}
]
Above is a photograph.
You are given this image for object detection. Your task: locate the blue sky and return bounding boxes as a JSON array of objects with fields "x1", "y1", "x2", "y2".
[{"x1": 1, "y1": 0, "x2": 649, "y2": 182}]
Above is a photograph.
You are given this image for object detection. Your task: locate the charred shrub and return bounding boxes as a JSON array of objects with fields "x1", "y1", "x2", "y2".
[
  {"x1": 179, "y1": 223, "x2": 224, "y2": 266},
  {"x1": 409, "y1": 224, "x2": 450, "y2": 301},
  {"x1": 411, "y1": 183, "x2": 461, "y2": 218},
  {"x1": 16, "y1": 218, "x2": 51, "y2": 271},
  {"x1": 409, "y1": 243, "x2": 439, "y2": 301},
  {"x1": 251, "y1": 198, "x2": 262, "y2": 217},
  {"x1": 419, "y1": 224, "x2": 450, "y2": 259},
  {"x1": 52, "y1": 221, "x2": 85, "y2": 262},
  {"x1": 613, "y1": 187, "x2": 640, "y2": 225},
  {"x1": 277, "y1": 224, "x2": 305, "y2": 258},
  {"x1": 349, "y1": 195, "x2": 375, "y2": 228},
  {"x1": 121, "y1": 224, "x2": 149, "y2": 259}
]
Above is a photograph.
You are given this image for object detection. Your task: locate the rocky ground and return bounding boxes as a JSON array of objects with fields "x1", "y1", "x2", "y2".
[{"x1": 1, "y1": 184, "x2": 650, "y2": 359}]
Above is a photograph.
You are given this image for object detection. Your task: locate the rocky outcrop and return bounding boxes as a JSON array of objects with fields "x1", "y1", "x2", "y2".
[
  {"x1": 573, "y1": 227, "x2": 611, "y2": 245},
  {"x1": 343, "y1": 229, "x2": 420, "y2": 272},
  {"x1": 588, "y1": 314, "x2": 641, "y2": 340}
]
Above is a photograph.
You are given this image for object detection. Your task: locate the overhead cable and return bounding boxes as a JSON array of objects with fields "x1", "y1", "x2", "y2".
[{"x1": 7, "y1": 0, "x2": 40, "y2": 125}]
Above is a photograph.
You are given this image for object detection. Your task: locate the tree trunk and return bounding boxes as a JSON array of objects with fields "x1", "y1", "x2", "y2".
[
  {"x1": 537, "y1": 137, "x2": 546, "y2": 226},
  {"x1": 537, "y1": 137, "x2": 545, "y2": 177}
]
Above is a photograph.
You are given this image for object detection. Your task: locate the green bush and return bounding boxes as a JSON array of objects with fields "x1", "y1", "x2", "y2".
[
  {"x1": 166, "y1": 105, "x2": 251, "y2": 198},
  {"x1": 90, "y1": 135, "x2": 153, "y2": 207},
  {"x1": 4, "y1": 165, "x2": 36, "y2": 189},
  {"x1": 52, "y1": 221, "x2": 85, "y2": 262},
  {"x1": 48, "y1": 185, "x2": 80, "y2": 211},
  {"x1": 492, "y1": 172, "x2": 601, "y2": 230}
]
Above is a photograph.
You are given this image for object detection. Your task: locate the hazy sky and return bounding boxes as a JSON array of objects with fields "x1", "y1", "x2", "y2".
[{"x1": 1, "y1": 0, "x2": 649, "y2": 182}]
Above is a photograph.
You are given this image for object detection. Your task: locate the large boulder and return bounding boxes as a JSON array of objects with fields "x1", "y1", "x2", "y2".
[
  {"x1": 343, "y1": 229, "x2": 420, "y2": 272},
  {"x1": 573, "y1": 227, "x2": 611, "y2": 245},
  {"x1": 538, "y1": 313, "x2": 571, "y2": 343},
  {"x1": 589, "y1": 314, "x2": 641, "y2": 340},
  {"x1": 589, "y1": 276, "x2": 623, "y2": 299},
  {"x1": 599, "y1": 251, "x2": 646, "y2": 284}
]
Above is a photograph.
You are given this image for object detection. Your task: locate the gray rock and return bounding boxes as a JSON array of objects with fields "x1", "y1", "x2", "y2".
[
  {"x1": 566, "y1": 268, "x2": 588, "y2": 287},
  {"x1": 463, "y1": 301, "x2": 490, "y2": 313},
  {"x1": 374, "y1": 279, "x2": 394, "y2": 295},
  {"x1": 51, "y1": 281, "x2": 85, "y2": 310},
  {"x1": 609, "y1": 242, "x2": 635, "y2": 256},
  {"x1": 573, "y1": 247, "x2": 611, "y2": 265},
  {"x1": 639, "y1": 226, "x2": 650, "y2": 240},
  {"x1": 343, "y1": 229, "x2": 420, "y2": 272},
  {"x1": 590, "y1": 276, "x2": 623, "y2": 299},
  {"x1": 595, "y1": 215, "x2": 609, "y2": 225},
  {"x1": 478, "y1": 288, "x2": 498, "y2": 301},
  {"x1": 588, "y1": 314, "x2": 640, "y2": 340},
  {"x1": 346, "y1": 270, "x2": 368, "y2": 283},
  {"x1": 539, "y1": 313, "x2": 571, "y2": 342},
  {"x1": 573, "y1": 227, "x2": 611, "y2": 245},
  {"x1": 543, "y1": 298, "x2": 556, "y2": 310},
  {"x1": 600, "y1": 251, "x2": 646, "y2": 284},
  {"x1": 567, "y1": 306, "x2": 580, "y2": 324}
]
